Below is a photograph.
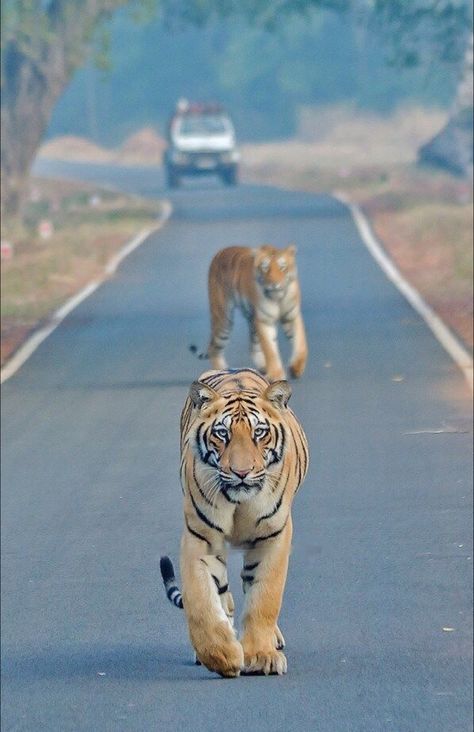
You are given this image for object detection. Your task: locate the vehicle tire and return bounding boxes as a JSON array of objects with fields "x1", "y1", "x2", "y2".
[
  {"x1": 166, "y1": 166, "x2": 180, "y2": 189},
  {"x1": 222, "y1": 167, "x2": 238, "y2": 186}
]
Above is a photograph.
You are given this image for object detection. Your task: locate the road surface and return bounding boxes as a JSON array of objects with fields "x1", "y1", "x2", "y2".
[{"x1": 2, "y1": 163, "x2": 472, "y2": 731}]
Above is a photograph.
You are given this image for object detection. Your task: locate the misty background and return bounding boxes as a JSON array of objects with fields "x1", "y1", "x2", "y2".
[{"x1": 48, "y1": 7, "x2": 458, "y2": 145}]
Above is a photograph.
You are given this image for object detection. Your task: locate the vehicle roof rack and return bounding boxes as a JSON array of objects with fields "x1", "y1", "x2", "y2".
[{"x1": 181, "y1": 101, "x2": 226, "y2": 115}]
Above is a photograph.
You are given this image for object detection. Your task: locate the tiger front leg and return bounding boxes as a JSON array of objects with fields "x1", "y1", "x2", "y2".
[
  {"x1": 241, "y1": 516, "x2": 293, "y2": 675},
  {"x1": 282, "y1": 311, "x2": 308, "y2": 379},
  {"x1": 241, "y1": 562, "x2": 285, "y2": 650},
  {"x1": 255, "y1": 319, "x2": 286, "y2": 381},
  {"x1": 180, "y1": 531, "x2": 243, "y2": 678},
  {"x1": 249, "y1": 322, "x2": 266, "y2": 373}
]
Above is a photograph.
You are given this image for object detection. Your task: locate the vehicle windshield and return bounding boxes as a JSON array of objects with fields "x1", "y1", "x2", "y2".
[{"x1": 176, "y1": 115, "x2": 232, "y2": 137}]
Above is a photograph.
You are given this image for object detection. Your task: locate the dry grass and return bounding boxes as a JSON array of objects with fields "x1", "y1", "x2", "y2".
[
  {"x1": 242, "y1": 105, "x2": 473, "y2": 350},
  {"x1": 243, "y1": 105, "x2": 447, "y2": 169},
  {"x1": 39, "y1": 128, "x2": 166, "y2": 166},
  {"x1": 1, "y1": 178, "x2": 160, "y2": 365},
  {"x1": 370, "y1": 196, "x2": 473, "y2": 347}
]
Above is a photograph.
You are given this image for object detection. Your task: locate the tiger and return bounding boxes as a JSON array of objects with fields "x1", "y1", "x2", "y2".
[
  {"x1": 160, "y1": 367, "x2": 309, "y2": 677},
  {"x1": 192, "y1": 244, "x2": 308, "y2": 382}
]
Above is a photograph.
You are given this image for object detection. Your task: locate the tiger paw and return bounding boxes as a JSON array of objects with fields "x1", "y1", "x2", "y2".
[
  {"x1": 251, "y1": 350, "x2": 266, "y2": 372},
  {"x1": 195, "y1": 638, "x2": 244, "y2": 678},
  {"x1": 289, "y1": 357, "x2": 306, "y2": 379},
  {"x1": 243, "y1": 648, "x2": 287, "y2": 676}
]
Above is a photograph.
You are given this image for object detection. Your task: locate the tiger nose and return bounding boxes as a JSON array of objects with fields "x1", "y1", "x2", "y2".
[{"x1": 231, "y1": 467, "x2": 253, "y2": 479}]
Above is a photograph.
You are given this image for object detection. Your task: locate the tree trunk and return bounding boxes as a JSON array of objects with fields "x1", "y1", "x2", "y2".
[
  {"x1": 418, "y1": 32, "x2": 473, "y2": 178},
  {"x1": 0, "y1": 1, "x2": 120, "y2": 219},
  {"x1": 1, "y1": 41, "x2": 70, "y2": 218}
]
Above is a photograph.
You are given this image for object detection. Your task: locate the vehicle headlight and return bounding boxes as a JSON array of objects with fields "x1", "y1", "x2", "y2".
[{"x1": 172, "y1": 150, "x2": 189, "y2": 164}]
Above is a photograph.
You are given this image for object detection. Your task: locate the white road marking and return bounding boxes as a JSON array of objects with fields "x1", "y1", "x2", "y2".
[
  {"x1": 334, "y1": 192, "x2": 473, "y2": 393},
  {"x1": 1, "y1": 200, "x2": 172, "y2": 385}
]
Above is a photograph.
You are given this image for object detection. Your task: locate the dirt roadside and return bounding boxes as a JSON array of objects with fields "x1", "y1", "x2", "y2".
[
  {"x1": 241, "y1": 108, "x2": 473, "y2": 352},
  {"x1": 2, "y1": 110, "x2": 472, "y2": 370},
  {"x1": 1, "y1": 177, "x2": 163, "y2": 367}
]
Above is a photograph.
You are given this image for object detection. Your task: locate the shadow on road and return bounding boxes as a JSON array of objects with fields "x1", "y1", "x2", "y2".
[{"x1": 2, "y1": 643, "x2": 206, "y2": 683}]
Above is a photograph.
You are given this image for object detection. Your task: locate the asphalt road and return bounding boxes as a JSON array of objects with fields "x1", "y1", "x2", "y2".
[{"x1": 2, "y1": 163, "x2": 473, "y2": 731}]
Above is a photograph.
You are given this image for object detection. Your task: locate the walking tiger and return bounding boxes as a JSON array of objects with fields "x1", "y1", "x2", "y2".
[
  {"x1": 160, "y1": 368, "x2": 309, "y2": 677},
  {"x1": 192, "y1": 245, "x2": 308, "y2": 382}
]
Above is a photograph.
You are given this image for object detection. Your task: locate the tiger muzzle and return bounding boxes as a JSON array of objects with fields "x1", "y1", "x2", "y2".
[
  {"x1": 263, "y1": 283, "x2": 287, "y2": 300},
  {"x1": 219, "y1": 471, "x2": 264, "y2": 494}
]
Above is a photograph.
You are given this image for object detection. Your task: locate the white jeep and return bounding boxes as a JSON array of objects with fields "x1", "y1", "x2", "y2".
[{"x1": 164, "y1": 104, "x2": 240, "y2": 188}]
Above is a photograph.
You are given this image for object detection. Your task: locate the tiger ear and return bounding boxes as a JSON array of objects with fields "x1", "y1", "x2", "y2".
[
  {"x1": 264, "y1": 380, "x2": 292, "y2": 409},
  {"x1": 251, "y1": 245, "x2": 267, "y2": 258},
  {"x1": 189, "y1": 381, "x2": 219, "y2": 409},
  {"x1": 287, "y1": 243, "x2": 297, "y2": 256}
]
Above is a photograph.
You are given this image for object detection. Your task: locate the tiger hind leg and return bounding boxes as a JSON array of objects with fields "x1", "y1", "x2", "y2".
[
  {"x1": 207, "y1": 306, "x2": 234, "y2": 370},
  {"x1": 249, "y1": 322, "x2": 266, "y2": 373}
]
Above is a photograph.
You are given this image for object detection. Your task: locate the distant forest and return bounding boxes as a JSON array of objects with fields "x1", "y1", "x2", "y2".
[{"x1": 47, "y1": 7, "x2": 458, "y2": 145}]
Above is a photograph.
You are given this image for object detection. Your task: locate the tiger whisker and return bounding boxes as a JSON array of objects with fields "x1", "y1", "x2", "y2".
[{"x1": 200, "y1": 471, "x2": 221, "y2": 507}]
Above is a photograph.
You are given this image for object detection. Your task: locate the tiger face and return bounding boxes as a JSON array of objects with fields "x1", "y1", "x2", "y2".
[
  {"x1": 253, "y1": 244, "x2": 296, "y2": 301},
  {"x1": 188, "y1": 378, "x2": 291, "y2": 502}
]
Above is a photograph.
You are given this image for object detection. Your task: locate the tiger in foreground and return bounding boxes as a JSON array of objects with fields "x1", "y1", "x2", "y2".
[
  {"x1": 160, "y1": 368, "x2": 309, "y2": 677},
  {"x1": 192, "y1": 245, "x2": 308, "y2": 382}
]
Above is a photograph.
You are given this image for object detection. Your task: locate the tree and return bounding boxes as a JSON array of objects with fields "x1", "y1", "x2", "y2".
[
  {"x1": 2, "y1": 0, "x2": 472, "y2": 218},
  {"x1": 418, "y1": 31, "x2": 473, "y2": 177},
  {"x1": 372, "y1": 0, "x2": 473, "y2": 177},
  {"x1": 1, "y1": 0, "x2": 137, "y2": 216},
  {"x1": 0, "y1": 0, "x2": 347, "y2": 217},
  {"x1": 168, "y1": 0, "x2": 473, "y2": 176}
]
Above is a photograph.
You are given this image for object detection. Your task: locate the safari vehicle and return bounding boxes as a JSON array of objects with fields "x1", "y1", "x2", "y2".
[{"x1": 164, "y1": 102, "x2": 240, "y2": 188}]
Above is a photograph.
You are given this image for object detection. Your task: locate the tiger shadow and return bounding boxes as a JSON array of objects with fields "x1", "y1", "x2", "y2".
[{"x1": 2, "y1": 643, "x2": 205, "y2": 683}]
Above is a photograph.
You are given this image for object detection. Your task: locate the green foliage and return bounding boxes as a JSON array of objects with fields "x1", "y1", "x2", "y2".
[
  {"x1": 373, "y1": 0, "x2": 472, "y2": 67},
  {"x1": 48, "y1": 6, "x2": 460, "y2": 143},
  {"x1": 1, "y1": 1, "x2": 56, "y2": 60},
  {"x1": 0, "y1": 1, "x2": 147, "y2": 74},
  {"x1": 2, "y1": 0, "x2": 471, "y2": 182},
  {"x1": 160, "y1": 0, "x2": 348, "y2": 29}
]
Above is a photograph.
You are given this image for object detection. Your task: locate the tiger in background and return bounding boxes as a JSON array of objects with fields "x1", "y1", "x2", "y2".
[
  {"x1": 192, "y1": 245, "x2": 308, "y2": 382},
  {"x1": 160, "y1": 368, "x2": 309, "y2": 677}
]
